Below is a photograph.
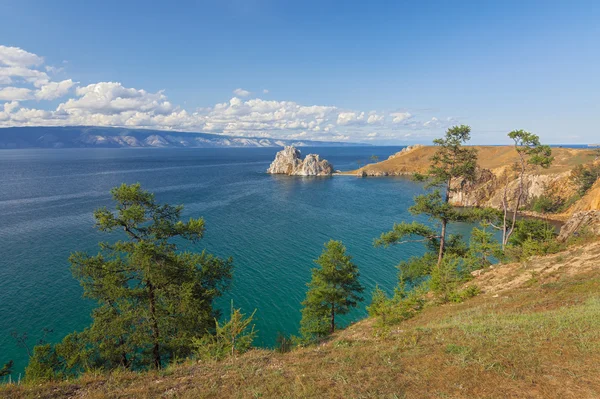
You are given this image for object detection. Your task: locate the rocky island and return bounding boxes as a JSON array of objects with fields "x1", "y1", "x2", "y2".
[{"x1": 267, "y1": 146, "x2": 334, "y2": 176}]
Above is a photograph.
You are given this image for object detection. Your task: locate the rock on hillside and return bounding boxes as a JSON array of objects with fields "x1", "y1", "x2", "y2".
[
  {"x1": 558, "y1": 211, "x2": 600, "y2": 242},
  {"x1": 267, "y1": 146, "x2": 333, "y2": 176}
]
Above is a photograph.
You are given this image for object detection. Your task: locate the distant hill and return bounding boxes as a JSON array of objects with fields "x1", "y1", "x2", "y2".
[{"x1": 0, "y1": 126, "x2": 362, "y2": 149}]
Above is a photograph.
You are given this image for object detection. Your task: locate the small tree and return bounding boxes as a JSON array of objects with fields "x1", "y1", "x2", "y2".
[
  {"x1": 469, "y1": 226, "x2": 503, "y2": 267},
  {"x1": 377, "y1": 125, "x2": 478, "y2": 267},
  {"x1": 193, "y1": 301, "x2": 257, "y2": 361},
  {"x1": 26, "y1": 184, "x2": 233, "y2": 380},
  {"x1": 370, "y1": 155, "x2": 379, "y2": 163},
  {"x1": 498, "y1": 130, "x2": 553, "y2": 248},
  {"x1": 300, "y1": 240, "x2": 364, "y2": 340}
]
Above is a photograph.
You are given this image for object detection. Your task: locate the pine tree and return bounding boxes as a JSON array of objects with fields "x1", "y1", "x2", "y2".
[
  {"x1": 300, "y1": 240, "x2": 364, "y2": 340},
  {"x1": 498, "y1": 130, "x2": 553, "y2": 248},
  {"x1": 26, "y1": 184, "x2": 233, "y2": 379},
  {"x1": 469, "y1": 226, "x2": 503, "y2": 267},
  {"x1": 376, "y1": 125, "x2": 478, "y2": 266}
]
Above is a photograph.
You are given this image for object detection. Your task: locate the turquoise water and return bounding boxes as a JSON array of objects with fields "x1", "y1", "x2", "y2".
[{"x1": 0, "y1": 147, "x2": 480, "y2": 376}]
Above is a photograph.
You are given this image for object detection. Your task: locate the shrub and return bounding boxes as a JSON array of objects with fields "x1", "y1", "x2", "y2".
[
  {"x1": 448, "y1": 285, "x2": 481, "y2": 303},
  {"x1": 275, "y1": 333, "x2": 293, "y2": 354},
  {"x1": 193, "y1": 302, "x2": 256, "y2": 361},
  {"x1": 570, "y1": 163, "x2": 600, "y2": 196},
  {"x1": 530, "y1": 194, "x2": 564, "y2": 213},
  {"x1": 508, "y1": 219, "x2": 557, "y2": 247},
  {"x1": 367, "y1": 283, "x2": 426, "y2": 327}
]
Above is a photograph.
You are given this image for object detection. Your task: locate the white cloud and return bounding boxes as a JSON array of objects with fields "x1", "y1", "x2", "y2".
[
  {"x1": 336, "y1": 111, "x2": 365, "y2": 125},
  {"x1": 0, "y1": 66, "x2": 49, "y2": 87},
  {"x1": 0, "y1": 87, "x2": 32, "y2": 101},
  {"x1": 35, "y1": 79, "x2": 75, "y2": 100},
  {"x1": 0, "y1": 45, "x2": 44, "y2": 67},
  {"x1": 391, "y1": 112, "x2": 412, "y2": 123},
  {"x1": 0, "y1": 45, "x2": 462, "y2": 143},
  {"x1": 59, "y1": 82, "x2": 173, "y2": 115},
  {"x1": 367, "y1": 112, "x2": 384, "y2": 124},
  {"x1": 4, "y1": 100, "x2": 20, "y2": 113},
  {"x1": 233, "y1": 88, "x2": 250, "y2": 97}
]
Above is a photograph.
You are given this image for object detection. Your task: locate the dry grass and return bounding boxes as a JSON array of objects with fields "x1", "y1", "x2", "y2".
[
  {"x1": 344, "y1": 146, "x2": 596, "y2": 176},
  {"x1": 3, "y1": 241, "x2": 600, "y2": 399}
]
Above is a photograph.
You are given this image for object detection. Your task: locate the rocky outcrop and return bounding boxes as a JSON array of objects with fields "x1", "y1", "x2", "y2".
[
  {"x1": 387, "y1": 144, "x2": 424, "y2": 160},
  {"x1": 449, "y1": 170, "x2": 574, "y2": 210},
  {"x1": 558, "y1": 211, "x2": 600, "y2": 242},
  {"x1": 267, "y1": 146, "x2": 333, "y2": 176}
]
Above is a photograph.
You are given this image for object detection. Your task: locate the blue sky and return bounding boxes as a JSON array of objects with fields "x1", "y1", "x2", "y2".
[{"x1": 0, "y1": 0, "x2": 598, "y2": 144}]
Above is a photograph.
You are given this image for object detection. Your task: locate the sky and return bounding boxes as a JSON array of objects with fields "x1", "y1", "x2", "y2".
[{"x1": 0, "y1": 0, "x2": 598, "y2": 144}]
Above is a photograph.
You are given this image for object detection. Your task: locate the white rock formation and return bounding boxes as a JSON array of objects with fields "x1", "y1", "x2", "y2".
[{"x1": 267, "y1": 146, "x2": 333, "y2": 176}]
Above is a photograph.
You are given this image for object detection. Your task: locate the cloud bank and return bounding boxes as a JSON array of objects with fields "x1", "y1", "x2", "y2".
[{"x1": 0, "y1": 45, "x2": 459, "y2": 143}]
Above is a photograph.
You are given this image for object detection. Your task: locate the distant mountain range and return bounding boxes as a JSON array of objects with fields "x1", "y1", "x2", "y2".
[{"x1": 0, "y1": 126, "x2": 362, "y2": 149}]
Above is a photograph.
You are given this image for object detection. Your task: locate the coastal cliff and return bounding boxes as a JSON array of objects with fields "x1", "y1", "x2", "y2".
[
  {"x1": 267, "y1": 146, "x2": 333, "y2": 176},
  {"x1": 349, "y1": 145, "x2": 600, "y2": 237}
]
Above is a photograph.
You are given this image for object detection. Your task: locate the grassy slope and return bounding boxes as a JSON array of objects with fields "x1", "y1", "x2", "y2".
[
  {"x1": 345, "y1": 146, "x2": 596, "y2": 176},
  {"x1": 3, "y1": 241, "x2": 600, "y2": 399}
]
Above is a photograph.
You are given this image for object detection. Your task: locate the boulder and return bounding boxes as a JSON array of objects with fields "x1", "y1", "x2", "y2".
[
  {"x1": 267, "y1": 146, "x2": 333, "y2": 176},
  {"x1": 558, "y1": 210, "x2": 600, "y2": 242}
]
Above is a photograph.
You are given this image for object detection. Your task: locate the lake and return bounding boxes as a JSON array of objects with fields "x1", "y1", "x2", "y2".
[{"x1": 0, "y1": 146, "x2": 481, "y2": 375}]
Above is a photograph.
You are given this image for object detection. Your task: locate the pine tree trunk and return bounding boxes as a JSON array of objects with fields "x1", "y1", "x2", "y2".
[
  {"x1": 147, "y1": 282, "x2": 162, "y2": 369},
  {"x1": 438, "y1": 180, "x2": 451, "y2": 265},
  {"x1": 506, "y1": 156, "x2": 526, "y2": 245},
  {"x1": 330, "y1": 303, "x2": 335, "y2": 334},
  {"x1": 437, "y1": 219, "x2": 447, "y2": 265}
]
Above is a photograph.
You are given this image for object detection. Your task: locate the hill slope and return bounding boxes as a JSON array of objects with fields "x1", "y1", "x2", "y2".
[
  {"x1": 346, "y1": 145, "x2": 599, "y2": 223},
  {"x1": 0, "y1": 126, "x2": 360, "y2": 149},
  {"x1": 349, "y1": 145, "x2": 595, "y2": 177},
  {"x1": 3, "y1": 241, "x2": 600, "y2": 398}
]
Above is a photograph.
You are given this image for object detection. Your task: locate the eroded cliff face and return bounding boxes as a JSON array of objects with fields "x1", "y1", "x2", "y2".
[
  {"x1": 267, "y1": 146, "x2": 333, "y2": 176},
  {"x1": 558, "y1": 211, "x2": 600, "y2": 242},
  {"x1": 449, "y1": 169, "x2": 575, "y2": 210}
]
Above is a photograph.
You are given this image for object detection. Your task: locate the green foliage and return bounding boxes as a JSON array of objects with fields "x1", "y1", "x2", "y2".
[
  {"x1": 26, "y1": 184, "x2": 233, "y2": 381},
  {"x1": 300, "y1": 240, "x2": 364, "y2": 341},
  {"x1": 429, "y1": 255, "x2": 480, "y2": 302},
  {"x1": 448, "y1": 285, "x2": 481, "y2": 303},
  {"x1": 0, "y1": 361, "x2": 13, "y2": 378},
  {"x1": 367, "y1": 282, "x2": 426, "y2": 327},
  {"x1": 529, "y1": 194, "x2": 564, "y2": 213},
  {"x1": 370, "y1": 155, "x2": 379, "y2": 163},
  {"x1": 570, "y1": 163, "x2": 600, "y2": 196},
  {"x1": 503, "y1": 219, "x2": 561, "y2": 261},
  {"x1": 498, "y1": 130, "x2": 554, "y2": 248},
  {"x1": 508, "y1": 219, "x2": 557, "y2": 247},
  {"x1": 24, "y1": 345, "x2": 62, "y2": 383},
  {"x1": 396, "y1": 253, "x2": 437, "y2": 284},
  {"x1": 508, "y1": 130, "x2": 554, "y2": 168},
  {"x1": 374, "y1": 221, "x2": 438, "y2": 248},
  {"x1": 427, "y1": 125, "x2": 479, "y2": 189},
  {"x1": 469, "y1": 226, "x2": 503, "y2": 267},
  {"x1": 276, "y1": 333, "x2": 293, "y2": 354},
  {"x1": 193, "y1": 302, "x2": 257, "y2": 361}
]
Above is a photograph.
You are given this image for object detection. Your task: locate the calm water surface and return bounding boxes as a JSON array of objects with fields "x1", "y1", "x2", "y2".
[{"x1": 0, "y1": 146, "x2": 480, "y2": 375}]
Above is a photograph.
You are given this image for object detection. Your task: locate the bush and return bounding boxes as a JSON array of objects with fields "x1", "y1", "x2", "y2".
[
  {"x1": 193, "y1": 303, "x2": 256, "y2": 361},
  {"x1": 275, "y1": 333, "x2": 293, "y2": 354},
  {"x1": 570, "y1": 163, "x2": 600, "y2": 196},
  {"x1": 530, "y1": 195, "x2": 564, "y2": 213},
  {"x1": 367, "y1": 283, "x2": 426, "y2": 327},
  {"x1": 448, "y1": 285, "x2": 481, "y2": 303},
  {"x1": 508, "y1": 219, "x2": 557, "y2": 247}
]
